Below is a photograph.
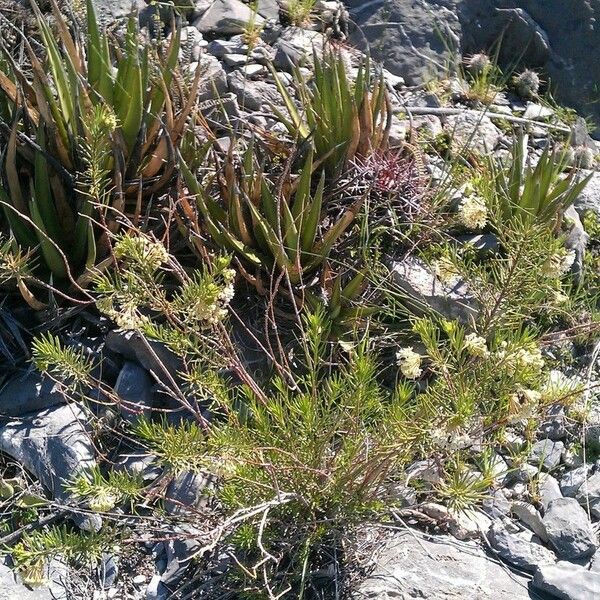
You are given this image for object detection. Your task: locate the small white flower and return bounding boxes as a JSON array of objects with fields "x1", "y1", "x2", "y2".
[
  {"x1": 396, "y1": 346, "x2": 423, "y2": 379},
  {"x1": 458, "y1": 195, "x2": 488, "y2": 230},
  {"x1": 542, "y1": 249, "x2": 576, "y2": 278},
  {"x1": 89, "y1": 489, "x2": 119, "y2": 513},
  {"x1": 464, "y1": 333, "x2": 489, "y2": 358}
]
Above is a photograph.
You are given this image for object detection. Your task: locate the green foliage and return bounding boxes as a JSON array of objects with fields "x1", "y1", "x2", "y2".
[
  {"x1": 282, "y1": 0, "x2": 316, "y2": 25},
  {"x1": 134, "y1": 417, "x2": 209, "y2": 474},
  {"x1": 32, "y1": 332, "x2": 93, "y2": 386},
  {"x1": 272, "y1": 50, "x2": 390, "y2": 175},
  {"x1": 181, "y1": 141, "x2": 361, "y2": 286},
  {"x1": 0, "y1": 0, "x2": 199, "y2": 281},
  {"x1": 67, "y1": 466, "x2": 144, "y2": 512},
  {"x1": 11, "y1": 525, "x2": 110, "y2": 587},
  {"x1": 489, "y1": 134, "x2": 591, "y2": 227}
]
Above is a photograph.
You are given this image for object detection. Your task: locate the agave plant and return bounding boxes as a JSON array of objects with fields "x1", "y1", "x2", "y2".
[
  {"x1": 492, "y1": 134, "x2": 591, "y2": 228},
  {"x1": 0, "y1": 0, "x2": 201, "y2": 281},
  {"x1": 272, "y1": 49, "x2": 391, "y2": 176},
  {"x1": 180, "y1": 138, "x2": 362, "y2": 287}
]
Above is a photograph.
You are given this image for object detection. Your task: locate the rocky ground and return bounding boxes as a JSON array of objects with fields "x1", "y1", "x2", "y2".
[{"x1": 1, "y1": 0, "x2": 600, "y2": 599}]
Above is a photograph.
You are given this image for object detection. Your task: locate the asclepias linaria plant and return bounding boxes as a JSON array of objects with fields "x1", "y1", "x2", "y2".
[
  {"x1": 180, "y1": 138, "x2": 363, "y2": 290},
  {"x1": 0, "y1": 0, "x2": 202, "y2": 285}
]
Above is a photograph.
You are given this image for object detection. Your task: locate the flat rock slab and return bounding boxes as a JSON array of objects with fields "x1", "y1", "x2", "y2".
[{"x1": 355, "y1": 529, "x2": 535, "y2": 599}]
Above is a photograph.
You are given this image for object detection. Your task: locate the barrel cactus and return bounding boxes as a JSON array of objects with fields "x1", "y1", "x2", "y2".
[
  {"x1": 514, "y1": 69, "x2": 540, "y2": 98},
  {"x1": 465, "y1": 53, "x2": 491, "y2": 76}
]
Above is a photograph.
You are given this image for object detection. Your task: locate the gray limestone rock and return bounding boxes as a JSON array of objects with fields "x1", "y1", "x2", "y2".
[
  {"x1": 0, "y1": 404, "x2": 100, "y2": 531},
  {"x1": 533, "y1": 562, "x2": 600, "y2": 600},
  {"x1": 543, "y1": 497, "x2": 597, "y2": 560},
  {"x1": 528, "y1": 439, "x2": 563, "y2": 471},
  {"x1": 389, "y1": 256, "x2": 479, "y2": 324},
  {"x1": 488, "y1": 522, "x2": 556, "y2": 572},
  {"x1": 193, "y1": 0, "x2": 264, "y2": 34},
  {"x1": 356, "y1": 529, "x2": 534, "y2": 598}
]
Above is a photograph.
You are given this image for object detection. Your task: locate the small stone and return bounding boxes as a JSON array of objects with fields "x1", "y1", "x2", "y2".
[
  {"x1": 223, "y1": 53, "x2": 251, "y2": 68},
  {"x1": 445, "y1": 113, "x2": 502, "y2": 154},
  {"x1": 194, "y1": 0, "x2": 265, "y2": 35},
  {"x1": 482, "y1": 489, "x2": 511, "y2": 518},
  {"x1": 538, "y1": 474, "x2": 562, "y2": 511},
  {"x1": 533, "y1": 562, "x2": 600, "y2": 599},
  {"x1": 576, "y1": 472, "x2": 600, "y2": 518},
  {"x1": 522, "y1": 103, "x2": 555, "y2": 120},
  {"x1": 511, "y1": 501, "x2": 548, "y2": 542},
  {"x1": 561, "y1": 466, "x2": 589, "y2": 497},
  {"x1": 528, "y1": 439, "x2": 564, "y2": 471},
  {"x1": 543, "y1": 497, "x2": 598, "y2": 560},
  {"x1": 133, "y1": 574, "x2": 147, "y2": 586},
  {"x1": 239, "y1": 64, "x2": 267, "y2": 78},
  {"x1": 488, "y1": 523, "x2": 556, "y2": 572}
]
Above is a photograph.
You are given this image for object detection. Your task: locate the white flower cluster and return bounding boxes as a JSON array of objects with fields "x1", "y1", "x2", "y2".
[
  {"x1": 88, "y1": 489, "x2": 119, "y2": 513},
  {"x1": 458, "y1": 194, "x2": 488, "y2": 230},
  {"x1": 542, "y1": 249, "x2": 576, "y2": 279},
  {"x1": 114, "y1": 235, "x2": 169, "y2": 272},
  {"x1": 396, "y1": 347, "x2": 423, "y2": 379},
  {"x1": 497, "y1": 341, "x2": 544, "y2": 375},
  {"x1": 96, "y1": 297, "x2": 148, "y2": 331},
  {"x1": 464, "y1": 333, "x2": 489, "y2": 358},
  {"x1": 192, "y1": 268, "x2": 236, "y2": 325}
]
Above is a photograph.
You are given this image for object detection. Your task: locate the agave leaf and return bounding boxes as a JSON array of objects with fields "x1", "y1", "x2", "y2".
[
  {"x1": 29, "y1": 199, "x2": 68, "y2": 279},
  {"x1": 300, "y1": 171, "x2": 325, "y2": 253}
]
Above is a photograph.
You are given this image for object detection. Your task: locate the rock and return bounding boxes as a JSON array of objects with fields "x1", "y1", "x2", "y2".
[
  {"x1": 91, "y1": 0, "x2": 147, "y2": 23},
  {"x1": 98, "y1": 553, "x2": 119, "y2": 589},
  {"x1": 575, "y1": 170, "x2": 600, "y2": 218},
  {"x1": 115, "y1": 362, "x2": 154, "y2": 425},
  {"x1": 538, "y1": 474, "x2": 563, "y2": 511},
  {"x1": 105, "y1": 330, "x2": 182, "y2": 386},
  {"x1": 511, "y1": 501, "x2": 548, "y2": 542},
  {"x1": 488, "y1": 522, "x2": 556, "y2": 572},
  {"x1": 0, "y1": 404, "x2": 101, "y2": 531},
  {"x1": 561, "y1": 466, "x2": 589, "y2": 498},
  {"x1": 533, "y1": 562, "x2": 600, "y2": 600},
  {"x1": 193, "y1": 54, "x2": 228, "y2": 103},
  {"x1": 576, "y1": 472, "x2": 600, "y2": 519},
  {"x1": 0, "y1": 556, "x2": 53, "y2": 599},
  {"x1": 345, "y1": 0, "x2": 600, "y2": 137},
  {"x1": 0, "y1": 371, "x2": 66, "y2": 418},
  {"x1": 537, "y1": 404, "x2": 567, "y2": 441},
  {"x1": 482, "y1": 489, "x2": 511, "y2": 519},
  {"x1": 446, "y1": 113, "x2": 502, "y2": 154},
  {"x1": 113, "y1": 451, "x2": 162, "y2": 482},
  {"x1": 528, "y1": 439, "x2": 564, "y2": 471},
  {"x1": 522, "y1": 103, "x2": 555, "y2": 120},
  {"x1": 223, "y1": 53, "x2": 251, "y2": 68},
  {"x1": 389, "y1": 256, "x2": 479, "y2": 324},
  {"x1": 454, "y1": 233, "x2": 499, "y2": 257},
  {"x1": 273, "y1": 27, "x2": 327, "y2": 71},
  {"x1": 356, "y1": 528, "x2": 533, "y2": 598},
  {"x1": 239, "y1": 63, "x2": 267, "y2": 78},
  {"x1": 255, "y1": 0, "x2": 279, "y2": 20},
  {"x1": 543, "y1": 497, "x2": 597, "y2": 560},
  {"x1": 160, "y1": 533, "x2": 201, "y2": 588},
  {"x1": 227, "y1": 70, "x2": 282, "y2": 112},
  {"x1": 193, "y1": 0, "x2": 264, "y2": 34},
  {"x1": 206, "y1": 38, "x2": 249, "y2": 58},
  {"x1": 164, "y1": 471, "x2": 215, "y2": 515}
]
